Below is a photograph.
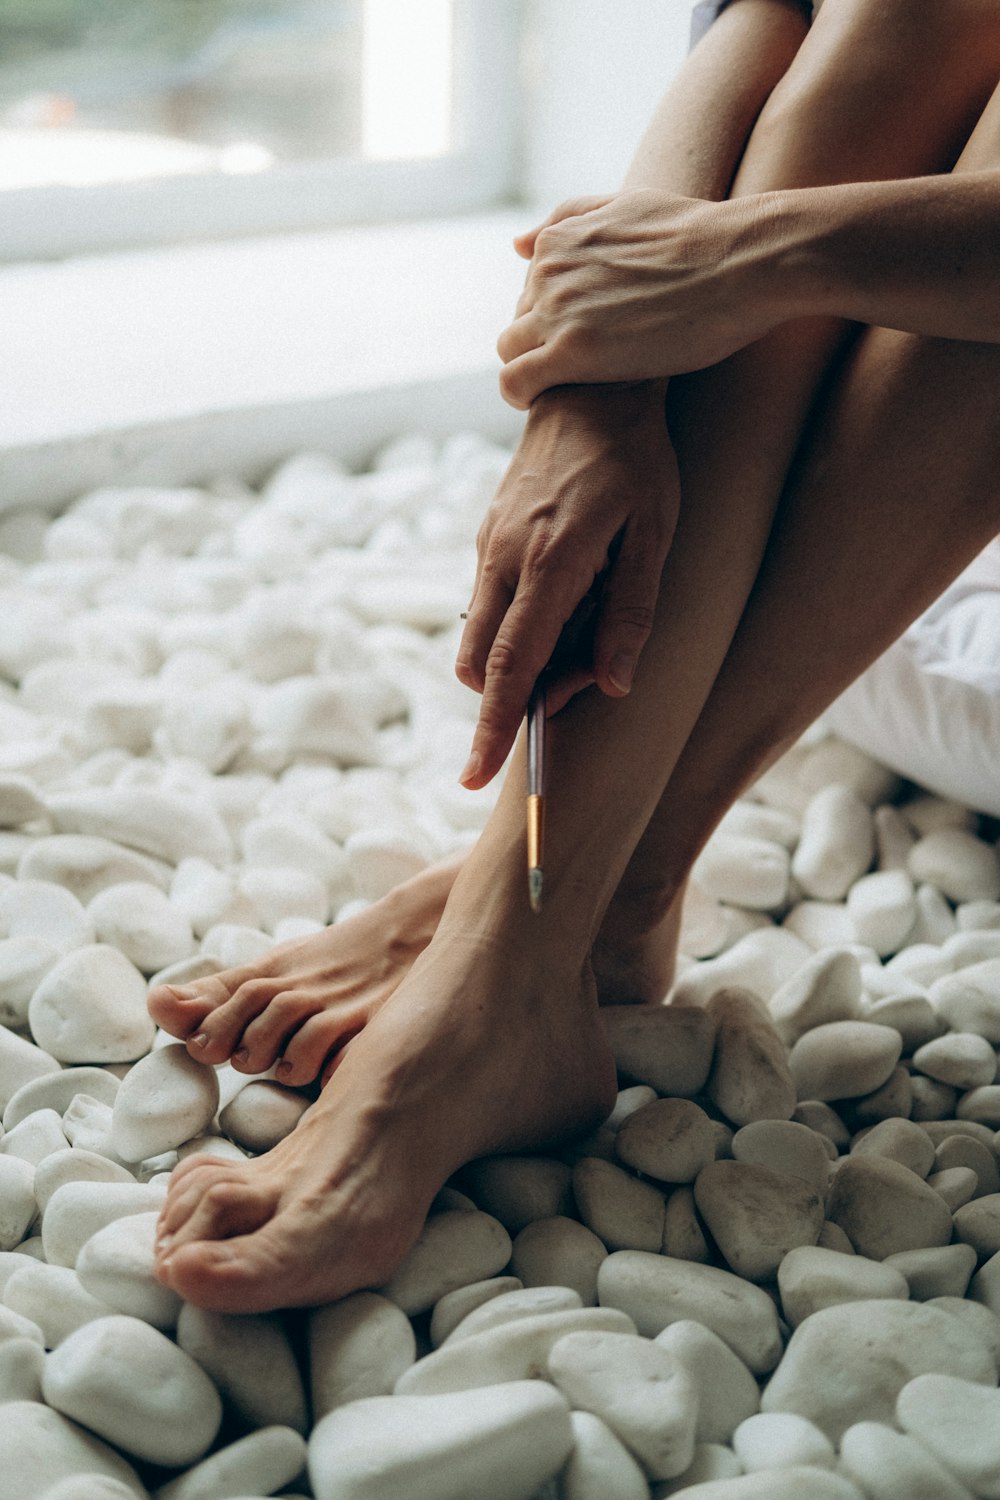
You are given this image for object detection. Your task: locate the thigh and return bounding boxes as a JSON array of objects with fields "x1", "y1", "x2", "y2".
[{"x1": 733, "y1": 0, "x2": 1000, "y2": 193}]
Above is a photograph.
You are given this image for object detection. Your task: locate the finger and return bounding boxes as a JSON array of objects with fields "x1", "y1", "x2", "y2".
[
  {"x1": 591, "y1": 517, "x2": 671, "y2": 698},
  {"x1": 545, "y1": 667, "x2": 595, "y2": 716},
  {"x1": 461, "y1": 570, "x2": 587, "y2": 787},
  {"x1": 499, "y1": 348, "x2": 560, "y2": 411},
  {"x1": 455, "y1": 572, "x2": 514, "y2": 693},
  {"x1": 496, "y1": 312, "x2": 542, "y2": 366},
  {"x1": 513, "y1": 195, "x2": 613, "y2": 259}
]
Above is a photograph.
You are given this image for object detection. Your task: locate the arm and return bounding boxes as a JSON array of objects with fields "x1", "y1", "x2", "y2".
[
  {"x1": 498, "y1": 168, "x2": 1000, "y2": 408},
  {"x1": 457, "y1": 0, "x2": 810, "y2": 787}
]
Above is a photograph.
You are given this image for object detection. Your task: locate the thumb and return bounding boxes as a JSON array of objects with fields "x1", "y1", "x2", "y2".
[
  {"x1": 514, "y1": 195, "x2": 614, "y2": 259},
  {"x1": 592, "y1": 521, "x2": 669, "y2": 697}
]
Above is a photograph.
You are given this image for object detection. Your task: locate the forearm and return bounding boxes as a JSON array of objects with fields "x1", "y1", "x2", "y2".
[{"x1": 760, "y1": 171, "x2": 1000, "y2": 344}]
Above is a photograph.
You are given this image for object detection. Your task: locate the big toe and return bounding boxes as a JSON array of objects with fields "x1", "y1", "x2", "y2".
[
  {"x1": 147, "y1": 980, "x2": 217, "y2": 1037},
  {"x1": 161, "y1": 1224, "x2": 312, "y2": 1313}
]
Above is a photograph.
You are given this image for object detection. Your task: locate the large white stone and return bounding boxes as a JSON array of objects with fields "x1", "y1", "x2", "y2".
[
  {"x1": 897, "y1": 1373, "x2": 1000, "y2": 1498},
  {"x1": 41, "y1": 1181, "x2": 167, "y2": 1268},
  {"x1": 46, "y1": 788, "x2": 233, "y2": 868},
  {"x1": 731, "y1": 1411, "x2": 834, "y2": 1472},
  {"x1": 561, "y1": 1410, "x2": 649, "y2": 1500},
  {"x1": 839, "y1": 1420, "x2": 975, "y2": 1500},
  {"x1": 0, "y1": 1401, "x2": 145, "y2": 1500},
  {"x1": 309, "y1": 1291, "x2": 416, "y2": 1419},
  {"x1": 76, "y1": 1212, "x2": 181, "y2": 1330},
  {"x1": 4, "y1": 1261, "x2": 117, "y2": 1346},
  {"x1": 0, "y1": 1155, "x2": 36, "y2": 1250},
  {"x1": 110, "y1": 1044, "x2": 219, "y2": 1162},
  {"x1": 4, "y1": 1066, "x2": 120, "y2": 1130},
  {"x1": 909, "y1": 828, "x2": 1000, "y2": 903},
  {"x1": 28, "y1": 944, "x2": 154, "y2": 1063},
  {"x1": 308, "y1": 1381, "x2": 574, "y2": 1500},
  {"x1": 42, "y1": 1315, "x2": 223, "y2": 1466},
  {"x1": 88, "y1": 882, "x2": 196, "y2": 972},
  {"x1": 0, "y1": 880, "x2": 94, "y2": 955},
  {"x1": 379, "y1": 1210, "x2": 511, "y2": 1316},
  {"x1": 792, "y1": 786, "x2": 874, "y2": 901},
  {"x1": 0, "y1": 1024, "x2": 60, "y2": 1111},
  {"x1": 510, "y1": 1217, "x2": 607, "y2": 1306},
  {"x1": 176, "y1": 1302, "x2": 309, "y2": 1433},
  {"x1": 153, "y1": 1426, "x2": 308, "y2": 1500},
  {"x1": 656, "y1": 1318, "x2": 760, "y2": 1444}
]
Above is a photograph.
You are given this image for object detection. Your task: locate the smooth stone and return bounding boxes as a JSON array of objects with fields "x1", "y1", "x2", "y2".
[
  {"x1": 601, "y1": 1006, "x2": 715, "y2": 1096},
  {"x1": 670, "y1": 928, "x2": 813, "y2": 1009},
  {"x1": 153, "y1": 1427, "x2": 308, "y2": 1500},
  {"x1": 428, "y1": 1276, "x2": 524, "y2": 1348},
  {"x1": 308, "y1": 1291, "x2": 416, "y2": 1419},
  {"x1": 43, "y1": 1314, "x2": 222, "y2": 1465},
  {"x1": 926, "y1": 1165, "x2": 979, "y2": 1211},
  {"x1": 176, "y1": 1303, "x2": 309, "y2": 1433},
  {"x1": 694, "y1": 1160, "x2": 824, "y2": 1282},
  {"x1": 661, "y1": 1186, "x2": 711, "y2": 1263},
  {"x1": 443, "y1": 1285, "x2": 583, "y2": 1344},
  {"x1": 908, "y1": 883, "x2": 959, "y2": 945},
  {"x1": 615, "y1": 1097, "x2": 717, "y2": 1184},
  {"x1": 87, "y1": 883, "x2": 195, "y2": 972},
  {"x1": 797, "y1": 738, "x2": 899, "y2": 806},
  {"x1": 0, "y1": 1025, "x2": 60, "y2": 1111},
  {"x1": 308, "y1": 1381, "x2": 574, "y2": 1500},
  {"x1": 572, "y1": 1157, "x2": 666, "y2": 1252},
  {"x1": 35, "y1": 1478, "x2": 142, "y2": 1500},
  {"x1": 35, "y1": 1146, "x2": 128, "y2": 1218},
  {"x1": 1, "y1": 1108, "x2": 68, "y2": 1165},
  {"x1": 930, "y1": 959, "x2": 1000, "y2": 1041},
  {"x1": 788, "y1": 1022, "x2": 902, "y2": 1102},
  {"x1": 0, "y1": 1155, "x2": 36, "y2": 1250},
  {"x1": 240, "y1": 815, "x2": 347, "y2": 888},
  {"x1": 956, "y1": 1084, "x2": 1000, "y2": 1125},
  {"x1": 463, "y1": 1156, "x2": 572, "y2": 1235},
  {"x1": 693, "y1": 834, "x2": 790, "y2": 911},
  {"x1": 767, "y1": 949, "x2": 862, "y2": 1046},
  {"x1": 597, "y1": 1251, "x2": 783, "y2": 1375},
  {"x1": 910, "y1": 1075, "x2": 960, "y2": 1120},
  {"x1": 0, "y1": 1401, "x2": 145, "y2": 1499},
  {"x1": 885, "y1": 941, "x2": 953, "y2": 985},
  {"x1": 703, "y1": 988, "x2": 796, "y2": 1126},
  {"x1": 0, "y1": 937, "x2": 61, "y2": 1027},
  {"x1": 0, "y1": 1301, "x2": 45, "y2": 1344},
  {"x1": 18, "y1": 834, "x2": 170, "y2": 903},
  {"x1": 110, "y1": 1044, "x2": 219, "y2": 1162},
  {"x1": 236, "y1": 864, "x2": 330, "y2": 931},
  {"x1": 921, "y1": 1118, "x2": 998, "y2": 1148},
  {"x1": 909, "y1": 828, "x2": 1000, "y2": 903},
  {"x1": 839, "y1": 1420, "x2": 975, "y2": 1500},
  {"x1": 41, "y1": 1181, "x2": 167, "y2": 1268},
  {"x1": 851, "y1": 1118, "x2": 936, "y2": 1178},
  {"x1": 0, "y1": 881, "x2": 94, "y2": 956},
  {"x1": 783, "y1": 900, "x2": 857, "y2": 950},
  {"x1": 678, "y1": 881, "x2": 730, "y2": 961},
  {"x1": 846, "y1": 1064, "x2": 913, "y2": 1127},
  {"x1": 4, "y1": 1262, "x2": 117, "y2": 1346},
  {"x1": 394, "y1": 1307, "x2": 635, "y2": 1397},
  {"x1": 913, "y1": 1032, "x2": 997, "y2": 1090},
  {"x1": 717, "y1": 801, "x2": 800, "y2": 849},
  {"x1": 760, "y1": 1298, "x2": 996, "y2": 1440},
  {"x1": 379, "y1": 1210, "x2": 511, "y2": 1316},
  {"x1": 884, "y1": 1244, "x2": 978, "y2": 1300},
  {"x1": 548, "y1": 1329, "x2": 698, "y2": 1480},
  {"x1": 792, "y1": 1099, "x2": 850, "y2": 1148},
  {"x1": 214, "y1": 1079, "x2": 309, "y2": 1152},
  {"x1": 198, "y1": 922, "x2": 272, "y2": 969},
  {"x1": 777, "y1": 1245, "x2": 909, "y2": 1327},
  {"x1": 897, "y1": 1373, "x2": 1000, "y2": 1499},
  {"x1": 826, "y1": 1154, "x2": 953, "y2": 1259},
  {"x1": 47, "y1": 788, "x2": 233, "y2": 868},
  {"x1": 29, "y1": 944, "x2": 154, "y2": 1063},
  {"x1": 651, "y1": 1444, "x2": 743, "y2": 1496},
  {"x1": 875, "y1": 804, "x2": 918, "y2": 871},
  {"x1": 61, "y1": 1095, "x2": 124, "y2": 1161},
  {"x1": 76, "y1": 1212, "x2": 181, "y2": 1330},
  {"x1": 954, "y1": 1193, "x2": 1000, "y2": 1256},
  {"x1": 935, "y1": 1134, "x2": 1000, "y2": 1196},
  {"x1": 0, "y1": 1336, "x2": 44, "y2": 1402},
  {"x1": 817, "y1": 1220, "x2": 855, "y2": 1253},
  {"x1": 510, "y1": 1217, "x2": 607, "y2": 1306},
  {"x1": 732, "y1": 1411, "x2": 834, "y2": 1472},
  {"x1": 944, "y1": 930, "x2": 1000, "y2": 966},
  {"x1": 4, "y1": 1067, "x2": 120, "y2": 1130},
  {"x1": 928, "y1": 1295, "x2": 1000, "y2": 1363},
  {"x1": 653, "y1": 1468, "x2": 861, "y2": 1500},
  {"x1": 792, "y1": 785, "x2": 874, "y2": 901},
  {"x1": 863, "y1": 993, "x2": 944, "y2": 1052},
  {"x1": 847, "y1": 871, "x2": 916, "y2": 957},
  {"x1": 730, "y1": 1119, "x2": 831, "y2": 1190},
  {"x1": 656, "y1": 1319, "x2": 760, "y2": 1444},
  {"x1": 958, "y1": 899, "x2": 1000, "y2": 930},
  {"x1": 561, "y1": 1410, "x2": 649, "y2": 1500}
]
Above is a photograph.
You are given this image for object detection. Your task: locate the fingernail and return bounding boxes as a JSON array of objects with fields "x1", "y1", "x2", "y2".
[
  {"x1": 609, "y1": 653, "x2": 636, "y2": 693},
  {"x1": 459, "y1": 751, "x2": 482, "y2": 786},
  {"x1": 190, "y1": 1032, "x2": 208, "y2": 1049}
]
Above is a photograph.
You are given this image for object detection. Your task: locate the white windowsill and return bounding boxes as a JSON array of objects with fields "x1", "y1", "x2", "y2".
[{"x1": 0, "y1": 210, "x2": 530, "y2": 511}]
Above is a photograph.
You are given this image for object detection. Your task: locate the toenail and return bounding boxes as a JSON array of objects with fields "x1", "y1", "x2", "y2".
[
  {"x1": 233, "y1": 1047, "x2": 249, "y2": 1063},
  {"x1": 276, "y1": 1059, "x2": 292, "y2": 1077},
  {"x1": 191, "y1": 1033, "x2": 208, "y2": 1049}
]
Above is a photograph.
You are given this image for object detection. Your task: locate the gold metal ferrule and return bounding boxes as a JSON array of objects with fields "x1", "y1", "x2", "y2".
[{"x1": 527, "y1": 793, "x2": 544, "y2": 872}]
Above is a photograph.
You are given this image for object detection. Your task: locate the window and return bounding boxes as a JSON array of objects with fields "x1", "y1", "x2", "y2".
[{"x1": 0, "y1": 0, "x2": 519, "y2": 261}]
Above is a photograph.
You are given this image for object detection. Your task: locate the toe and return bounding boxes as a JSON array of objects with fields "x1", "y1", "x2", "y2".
[
  {"x1": 148, "y1": 977, "x2": 227, "y2": 1039},
  {"x1": 161, "y1": 1225, "x2": 315, "y2": 1313},
  {"x1": 191, "y1": 976, "x2": 282, "y2": 1065},
  {"x1": 275, "y1": 1011, "x2": 361, "y2": 1086},
  {"x1": 164, "y1": 1174, "x2": 276, "y2": 1252},
  {"x1": 231, "y1": 992, "x2": 323, "y2": 1074}
]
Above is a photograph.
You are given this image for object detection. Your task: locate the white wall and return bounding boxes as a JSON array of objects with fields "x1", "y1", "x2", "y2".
[{"x1": 520, "y1": 0, "x2": 692, "y2": 206}]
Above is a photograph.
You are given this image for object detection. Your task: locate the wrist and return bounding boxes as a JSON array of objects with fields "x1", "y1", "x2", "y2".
[
  {"x1": 526, "y1": 379, "x2": 669, "y2": 432},
  {"x1": 749, "y1": 186, "x2": 846, "y2": 323}
]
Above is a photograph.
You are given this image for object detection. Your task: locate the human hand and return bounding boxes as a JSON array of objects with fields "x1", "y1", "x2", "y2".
[
  {"x1": 455, "y1": 382, "x2": 680, "y2": 788},
  {"x1": 498, "y1": 189, "x2": 780, "y2": 409}
]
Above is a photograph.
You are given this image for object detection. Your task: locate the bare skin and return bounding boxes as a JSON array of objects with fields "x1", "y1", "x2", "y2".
[{"x1": 152, "y1": 0, "x2": 1000, "y2": 1311}]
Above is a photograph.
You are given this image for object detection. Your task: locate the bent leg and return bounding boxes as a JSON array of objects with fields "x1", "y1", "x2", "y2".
[{"x1": 151, "y1": 1, "x2": 1000, "y2": 1313}]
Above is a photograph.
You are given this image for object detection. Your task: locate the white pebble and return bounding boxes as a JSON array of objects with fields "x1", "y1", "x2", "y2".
[
  {"x1": 110, "y1": 1044, "x2": 219, "y2": 1163},
  {"x1": 380, "y1": 1210, "x2": 512, "y2": 1316},
  {"x1": 42, "y1": 1314, "x2": 222, "y2": 1466},
  {"x1": 792, "y1": 786, "x2": 874, "y2": 901},
  {"x1": 847, "y1": 870, "x2": 916, "y2": 956},
  {"x1": 309, "y1": 1291, "x2": 416, "y2": 1419},
  {"x1": 909, "y1": 828, "x2": 1000, "y2": 904},
  {"x1": 47, "y1": 787, "x2": 233, "y2": 868},
  {"x1": 1, "y1": 1400, "x2": 145, "y2": 1500},
  {"x1": 88, "y1": 883, "x2": 195, "y2": 972},
  {"x1": 153, "y1": 1426, "x2": 308, "y2": 1500},
  {"x1": 41, "y1": 1180, "x2": 166, "y2": 1268},
  {"x1": 0, "y1": 1156, "x2": 36, "y2": 1250},
  {"x1": 28, "y1": 944, "x2": 153, "y2": 1063},
  {"x1": 4, "y1": 1261, "x2": 116, "y2": 1347},
  {"x1": 896, "y1": 1372, "x2": 1000, "y2": 1498},
  {"x1": 19, "y1": 833, "x2": 170, "y2": 903},
  {"x1": 176, "y1": 1303, "x2": 308, "y2": 1433},
  {"x1": 839, "y1": 1420, "x2": 974, "y2": 1500},
  {"x1": 732, "y1": 1411, "x2": 834, "y2": 1472},
  {"x1": 76, "y1": 1212, "x2": 180, "y2": 1330},
  {"x1": 561, "y1": 1410, "x2": 649, "y2": 1500},
  {"x1": 693, "y1": 834, "x2": 790, "y2": 911}
]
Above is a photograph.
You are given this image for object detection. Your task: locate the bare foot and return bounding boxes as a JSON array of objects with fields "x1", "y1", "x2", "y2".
[
  {"x1": 152, "y1": 892, "x2": 617, "y2": 1312},
  {"x1": 149, "y1": 856, "x2": 680, "y2": 1089}
]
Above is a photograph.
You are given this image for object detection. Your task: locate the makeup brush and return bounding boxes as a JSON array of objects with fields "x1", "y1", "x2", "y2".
[{"x1": 526, "y1": 679, "x2": 546, "y2": 913}]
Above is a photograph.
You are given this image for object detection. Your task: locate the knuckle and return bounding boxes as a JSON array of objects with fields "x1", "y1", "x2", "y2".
[
  {"x1": 607, "y1": 601, "x2": 656, "y2": 636},
  {"x1": 485, "y1": 636, "x2": 520, "y2": 681},
  {"x1": 204, "y1": 1181, "x2": 237, "y2": 1209}
]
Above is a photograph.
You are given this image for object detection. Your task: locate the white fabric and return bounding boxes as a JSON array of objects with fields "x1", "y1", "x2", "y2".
[{"x1": 826, "y1": 540, "x2": 1000, "y2": 815}]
